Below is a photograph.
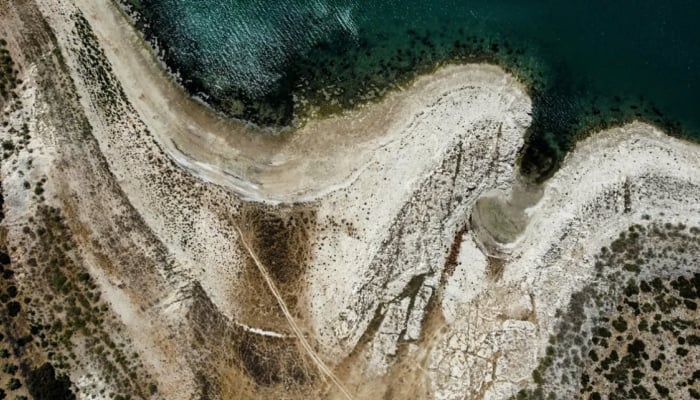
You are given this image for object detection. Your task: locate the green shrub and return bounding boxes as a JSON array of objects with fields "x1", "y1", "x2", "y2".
[
  {"x1": 26, "y1": 363, "x2": 75, "y2": 400},
  {"x1": 1, "y1": 364, "x2": 17, "y2": 375},
  {"x1": 5, "y1": 302, "x2": 19, "y2": 318},
  {"x1": 5, "y1": 379, "x2": 20, "y2": 391}
]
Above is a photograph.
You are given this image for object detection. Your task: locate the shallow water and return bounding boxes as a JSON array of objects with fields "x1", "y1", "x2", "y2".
[{"x1": 125, "y1": 0, "x2": 700, "y2": 178}]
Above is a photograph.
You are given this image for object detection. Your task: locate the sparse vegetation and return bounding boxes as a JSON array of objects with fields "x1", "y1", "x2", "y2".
[
  {"x1": 513, "y1": 221, "x2": 700, "y2": 399},
  {"x1": 0, "y1": 39, "x2": 18, "y2": 103},
  {"x1": 0, "y1": 196, "x2": 158, "y2": 399},
  {"x1": 13, "y1": 205, "x2": 156, "y2": 398},
  {"x1": 71, "y1": 13, "x2": 129, "y2": 123},
  {"x1": 0, "y1": 5, "x2": 163, "y2": 397}
]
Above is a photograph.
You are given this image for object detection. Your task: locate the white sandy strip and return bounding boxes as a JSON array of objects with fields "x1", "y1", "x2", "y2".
[
  {"x1": 70, "y1": 0, "x2": 527, "y2": 203},
  {"x1": 233, "y1": 322, "x2": 291, "y2": 339}
]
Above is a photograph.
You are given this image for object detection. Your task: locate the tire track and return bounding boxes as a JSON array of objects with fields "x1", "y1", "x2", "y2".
[{"x1": 234, "y1": 224, "x2": 355, "y2": 400}]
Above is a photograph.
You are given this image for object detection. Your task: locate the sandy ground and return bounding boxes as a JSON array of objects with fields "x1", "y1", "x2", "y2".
[
  {"x1": 74, "y1": 0, "x2": 531, "y2": 203},
  {"x1": 4, "y1": 0, "x2": 700, "y2": 399}
]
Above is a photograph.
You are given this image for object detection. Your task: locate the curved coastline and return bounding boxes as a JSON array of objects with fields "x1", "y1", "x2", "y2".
[
  {"x1": 70, "y1": 0, "x2": 527, "y2": 203},
  {"x1": 104, "y1": 0, "x2": 700, "y2": 188}
]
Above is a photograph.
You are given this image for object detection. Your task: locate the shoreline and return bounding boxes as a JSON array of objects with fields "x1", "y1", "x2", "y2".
[
  {"x1": 111, "y1": 0, "x2": 528, "y2": 130},
  {"x1": 99, "y1": 0, "x2": 700, "y2": 188},
  {"x1": 68, "y1": 0, "x2": 531, "y2": 203}
]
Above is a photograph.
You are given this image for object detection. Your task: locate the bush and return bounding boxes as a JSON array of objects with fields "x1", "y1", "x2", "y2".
[
  {"x1": 148, "y1": 383, "x2": 157, "y2": 395},
  {"x1": 26, "y1": 363, "x2": 75, "y2": 400},
  {"x1": 5, "y1": 302, "x2": 19, "y2": 318},
  {"x1": 1, "y1": 364, "x2": 17, "y2": 375},
  {"x1": 5, "y1": 379, "x2": 20, "y2": 391}
]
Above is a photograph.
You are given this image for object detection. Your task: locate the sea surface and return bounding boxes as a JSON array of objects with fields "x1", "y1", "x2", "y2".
[{"x1": 123, "y1": 0, "x2": 700, "y2": 179}]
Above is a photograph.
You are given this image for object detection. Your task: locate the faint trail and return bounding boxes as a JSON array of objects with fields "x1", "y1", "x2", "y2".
[{"x1": 234, "y1": 224, "x2": 355, "y2": 400}]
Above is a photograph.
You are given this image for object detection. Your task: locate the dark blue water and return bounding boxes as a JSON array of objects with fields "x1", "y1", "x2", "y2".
[{"x1": 123, "y1": 0, "x2": 700, "y2": 179}]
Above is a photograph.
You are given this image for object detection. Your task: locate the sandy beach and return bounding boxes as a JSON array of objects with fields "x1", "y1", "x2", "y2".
[{"x1": 66, "y1": 0, "x2": 528, "y2": 203}]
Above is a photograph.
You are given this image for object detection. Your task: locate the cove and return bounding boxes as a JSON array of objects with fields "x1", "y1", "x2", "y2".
[{"x1": 120, "y1": 0, "x2": 700, "y2": 180}]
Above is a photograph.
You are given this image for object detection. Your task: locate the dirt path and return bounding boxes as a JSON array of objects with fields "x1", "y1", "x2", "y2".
[{"x1": 234, "y1": 224, "x2": 355, "y2": 400}]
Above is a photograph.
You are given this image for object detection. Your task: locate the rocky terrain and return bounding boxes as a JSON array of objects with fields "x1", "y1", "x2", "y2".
[{"x1": 0, "y1": 0, "x2": 699, "y2": 399}]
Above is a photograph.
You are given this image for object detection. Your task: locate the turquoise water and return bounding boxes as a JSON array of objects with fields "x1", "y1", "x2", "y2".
[{"x1": 124, "y1": 0, "x2": 700, "y2": 179}]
